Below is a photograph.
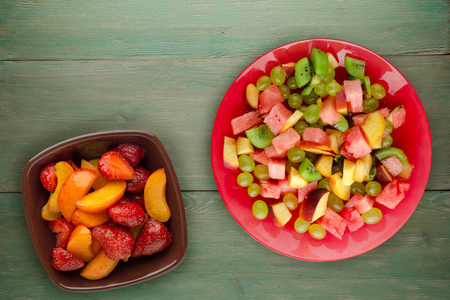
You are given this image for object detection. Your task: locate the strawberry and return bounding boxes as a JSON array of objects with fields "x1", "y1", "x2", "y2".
[
  {"x1": 126, "y1": 193, "x2": 145, "y2": 210},
  {"x1": 40, "y1": 162, "x2": 57, "y2": 192},
  {"x1": 126, "y1": 166, "x2": 150, "y2": 193},
  {"x1": 98, "y1": 151, "x2": 135, "y2": 180},
  {"x1": 48, "y1": 217, "x2": 74, "y2": 249},
  {"x1": 92, "y1": 225, "x2": 135, "y2": 260},
  {"x1": 108, "y1": 202, "x2": 146, "y2": 227},
  {"x1": 67, "y1": 160, "x2": 79, "y2": 170},
  {"x1": 52, "y1": 247, "x2": 85, "y2": 271},
  {"x1": 112, "y1": 143, "x2": 145, "y2": 168},
  {"x1": 131, "y1": 218, "x2": 172, "y2": 258}
]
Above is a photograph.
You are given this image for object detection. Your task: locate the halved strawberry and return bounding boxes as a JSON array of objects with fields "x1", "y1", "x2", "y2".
[
  {"x1": 52, "y1": 247, "x2": 85, "y2": 271},
  {"x1": 131, "y1": 218, "x2": 172, "y2": 258},
  {"x1": 40, "y1": 162, "x2": 57, "y2": 192},
  {"x1": 48, "y1": 217, "x2": 74, "y2": 249},
  {"x1": 92, "y1": 225, "x2": 135, "y2": 260},
  {"x1": 112, "y1": 144, "x2": 145, "y2": 168},
  {"x1": 125, "y1": 193, "x2": 145, "y2": 210},
  {"x1": 67, "y1": 160, "x2": 79, "y2": 170},
  {"x1": 108, "y1": 202, "x2": 146, "y2": 227},
  {"x1": 126, "y1": 166, "x2": 150, "y2": 193},
  {"x1": 98, "y1": 151, "x2": 135, "y2": 180}
]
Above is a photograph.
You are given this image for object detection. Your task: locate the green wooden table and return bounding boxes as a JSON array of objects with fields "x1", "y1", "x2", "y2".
[{"x1": 1, "y1": 1, "x2": 449, "y2": 299}]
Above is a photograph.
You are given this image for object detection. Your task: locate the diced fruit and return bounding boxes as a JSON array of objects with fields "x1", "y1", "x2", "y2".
[
  {"x1": 112, "y1": 143, "x2": 145, "y2": 168},
  {"x1": 340, "y1": 207, "x2": 364, "y2": 232},
  {"x1": 360, "y1": 111, "x2": 385, "y2": 146},
  {"x1": 344, "y1": 80, "x2": 363, "y2": 113},
  {"x1": 245, "y1": 83, "x2": 259, "y2": 109},
  {"x1": 344, "y1": 56, "x2": 365, "y2": 80},
  {"x1": 67, "y1": 225, "x2": 95, "y2": 262},
  {"x1": 346, "y1": 193, "x2": 374, "y2": 214},
  {"x1": 49, "y1": 217, "x2": 74, "y2": 249},
  {"x1": 71, "y1": 209, "x2": 110, "y2": 228},
  {"x1": 270, "y1": 202, "x2": 292, "y2": 226},
  {"x1": 81, "y1": 159, "x2": 110, "y2": 190},
  {"x1": 335, "y1": 91, "x2": 348, "y2": 115},
  {"x1": 41, "y1": 203, "x2": 62, "y2": 221},
  {"x1": 375, "y1": 179, "x2": 410, "y2": 209},
  {"x1": 354, "y1": 154, "x2": 372, "y2": 182},
  {"x1": 126, "y1": 166, "x2": 151, "y2": 193},
  {"x1": 302, "y1": 127, "x2": 331, "y2": 148},
  {"x1": 297, "y1": 181, "x2": 318, "y2": 203},
  {"x1": 80, "y1": 249, "x2": 119, "y2": 280},
  {"x1": 340, "y1": 126, "x2": 372, "y2": 161},
  {"x1": 108, "y1": 202, "x2": 145, "y2": 228},
  {"x1": 315, "y1": 155, "x2": 333, "y2": 178},
  {"x1": 278, "y1": 179, "x2": 298, "y2": 195},
  {"x1": 223, "y1": 136, "x2": 239, "y2": 169},
  {"x1": 279, "y1": 110, "x2": 304, "y2": 134},
  {"x1": 327, "y1": 52, "x2": 339, "y2": 69},
  {"x1": 144, "y1": 168, "x2": 171, "y2": 223},
  {"x1": 299, "y1": 158, "x2": 322, "y2": 182},
  {"x1": 265, "y1": 145, "x2": 287, "y2": 158},
  {"x1": 282, "y1": 62, "x2": 296, "y2": 77},
  {"x1": 52, "y1": 248, "x2": 85, "y2": 271},
  {"x1": 342, "y1": 159, "x2": 356, "y2": 186},
  {"x1": 259, "y1": 180, "x2": 281, "y2": 199},
  {"x1": 352, "y1": 114, "x2": 367, "y2": 127},
  {"x1": 310, "y1": 47, "x2": 329, "y2": 78},
  {"x1": 320, "y1": 207, "x2": 347, "y2": 240},
  {"x1": 76, "y1": 180, "x2": 126, "y2": 213},
  {"x1": 46, "y1": 161, "x2": 75, "y2": 213},
  {"x1": 299, "y1": 188, "x2": 330, "y2": 222},
  {"x1": 98, "y1": 151, "x2": 135, "y2": 180},
  {"x1": 271, "y1": 128, "x2": 301, "y2": 154},
  {"x1": 236, "y1": 137, "x2": 255, "y2": 155},
  {"x1": 387, "y1": 106, "x2": 406, "y2": 129},
  {"x1": 397, "y1": 160, "x2": 413, "y2": 181},
  {"x1": 264, "y1": 102, "x2": 293, "y2": 135},
  {"x1": 329, "y1": 172, "x2": 351, "y2": 200},
  {"x1": 288, "y1": 167, "x2": 308, "y2": 189},
  {"x1": 300, "y1": 141, "x2": 337, "y2": 156},
  {"x1": 295, "y1": 57, "x2": 312, "y2": 88},
  {"x1": 40, "y1": 162, "x2": 58, "y2": 192},
  {"x1": 246, "y1": 125, "x2": 275, "y2": 149},
  {"x1": 258, "y1": 84, "x2": 285, "y2": 114},
  {"x1": 131, "y1": 218, "x2": 172, "y2": 258},
  {"x1": 268, "y1": 159, "x2": 286, "y2": 180},
  {"x1": 381, "y1": 155, "x2": 404, "y2": 177},
  {"x1": 375, "y1": 165, "x2": 393, "y2": 185},
  {"x1": 92, "y1": 225, "x2": 135, "y2": 260},
  {"x1": 249, "y1": 150, "x2": 270, "y2": 165},
  {"x1": 319, "y1": 95, "x2": 341, "y2": 125},
  {"x1": 231, "y1": 110, "x2": 263, "y2": 135}
]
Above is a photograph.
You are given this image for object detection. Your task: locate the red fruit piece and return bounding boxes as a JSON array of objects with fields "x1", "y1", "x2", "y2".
[
  {"x1": 108, "y1": 202, "x2": 146, "y2": 227},
  {"x1": 48, "y1": 217, "x2": 74, "y2": 249},
  {"x1": 126, "y1": 193, "x2": 146, "y2": 210},
  {"x1": 98, "y1": 151, "x2": 135, "y2": 180},
  {"x1": 52, "y1": 248, "x2": 85, "y2": 271},
  {"x1": 126, "y1": 166, "x2": 151, "y2": 193},
  {"x1": 131, "y1": 218, "x2": 172, "y2": 258},
  {"x1": 40, "y1": 162, "x2": 57, "y2": 192},
  {"x1": 92, "y1": 225, "x2": 135, "y2": 260},
  {"x1": 112, "y1": 143, "x2": 145, "y2": 168},
  {"x1": 67, "y1": 160, "x2": 79, "y2": 170}
]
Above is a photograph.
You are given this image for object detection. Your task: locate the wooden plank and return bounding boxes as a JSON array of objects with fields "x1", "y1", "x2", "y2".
[
  {"x1": 0, "y1": 55, "x2": 448, "y2": 192},
  {"x1": 0, "y1": 0, "x2": 448, "y2": 60},
  {"x1": 1, "y1": 191, "x2": 448, "y2": 298}
]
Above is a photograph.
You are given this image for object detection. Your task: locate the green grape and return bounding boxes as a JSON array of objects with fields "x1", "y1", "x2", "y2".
[
  {"x1": 314, "y1": 82, "x2": 328, "y2": 97},
  {"x1": 318, "y1": 178, "x2": 330, "y2": 190},
  {"x1": 305, "y1": 152, "x2": 317, "y2": 165},
  {"x1": 362, "y1": 207, "x2": 383, "y2": 224},
  {"x1": 365, "y1": 181, "x2": 382, "y2": 196},
  {"x1": 283, "y1": 193, "x2": 298, "y2": 210},
  {"x1": 381, "y1": 135, "x2": 393, "y2": 149},
  {"x1": 254, "y1": 164, "x2": 270, "y2": 180},
  {"x1": 298, "y1": 105, "x2": 308, "y2": 113},
  {"x1": 287, "y1": 76, "x2": 298, "y2": 90},
  {"x1": 326, "y1": 80, "x2": 341, "y2": 96},
  {"x1": 279, "y1": 84, "x2": 291, "y2": 99},
  {"x1": 322, "y1": 67, "x2": 335, "y2": 84},
  {"x1": 287, "y1": 147, "x2": 306, "y2": 163},
  {"x1": 248, "y1": 183, "x2": 260, "y2": 197},
  {"x1": 350, "y1": 181, "x2": 366, "y2": 195},
  {"x1": 332, "y1": 164, "x2": 343, "y2": 174},
  {"x1": 362, "y1": 98, "x2": 380, "y2": 113},
  {"x1": 303, "y1": 93, "x2": 319, "y2": 105},
  {"x1": 309, "y1": 121, "x2": 323, "y2": 129},
  {"x1": 309, "y1": 224, "x2": 326, "y2": 240},
  {"x1": 294, "y1": 217, "x2": 310, "y2": 233},
  {"x1": 288, "y1": 93, "x2": 303, "y2": 108},
  {"x1": 256, "y1": 75, "x2": 272, "y2": 91},
  {"x1": 327, "y1": 193, "x2": 344, "y2": 212},
  {"x1": 252, "y1": 200, "x2": 268, "y2": 220},
  {"x1": 384, "y1": 119, "x2": 393, "y2": 135},
  {"x1": 371, "y1": 83, "x2": 386, "y2": 99},
  {"x1": 270, "y1": 65, "x2": 286, "y2": 86},
  {"x1": 304, "y1": 104, "x2": 321, "y2": 124},
  {"x1": 238, "y1": 154, "x2": 255, "y2": 172},
  {"x1": 294, "y1": 120, "x2": 309, "y2": 135},
  {"x1": 237, "y1": 172, "x2": 253, "y2": 187}
]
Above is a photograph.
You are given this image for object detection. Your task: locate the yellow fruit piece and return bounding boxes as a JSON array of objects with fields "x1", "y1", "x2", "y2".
[
  {"x1": 342, "y1": 159, "x2": 356, "y2": 186},
  {"x1": 47, "y1": 161, "x2": 75, "y2": 213},
  {"x1": 236, "y1": 137, "x2": 254, "y2": 155},
  {"x1": 279, "y1": 110, "x2": 304, "y2": 134},
  {"x1": 223, "y1": 136, "x2": 239, "y2": 169},
  {"x1": 288, "y1": 167, "x2": 308, "y2": 189},
  {"x1": 76, "y1": 180, "x2": 126, "y2": 213},
  {"x1": 330, "y1": 172, "x2": 351, "y2": 200},
  {"x1": 144, "y1": 168, "x2": 171, "y2": 222},
  {"x1": 354, "y1": 154, "x2": 372, "y2": 182},
  {"x1": 80, "y1": 249, "x2": 119, "y2": 280},
  {"x1": 41, "y1": 203, "x2": 62, "y2": 221},
  {"x1": 270, "y1": 202, "x2": 292, "y2": 226},
  {"x1": 315, "y1": 155, "x2": 333, "y2": 178},
  {"x1": 361, "y1": 111, "x2": 385, "y2": 146},
  {"x1": 327, "y1": 52, "x2": 339, "y2": 69},
  {"x1": 80, "y1": 159, "x2": 111, "y2": 190},
  {"x1": 67, "y1": 225, "x2": 95, "y2": 262}
]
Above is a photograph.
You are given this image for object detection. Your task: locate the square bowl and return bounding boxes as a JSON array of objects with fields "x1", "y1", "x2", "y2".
[{"x1": 22, "y1": 130, "x2": 187, "y2": 292}]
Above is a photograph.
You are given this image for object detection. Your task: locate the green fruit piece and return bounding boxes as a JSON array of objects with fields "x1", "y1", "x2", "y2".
[
  {"x1": 245, "y1": 125, "x2": 274, "y2": 149},
  {"x1": 310, "y1": 47, "x2": 329, "y2": 79},
  {"x1": 298, "y1": 158, "x2": 322, "y2": 182},
  {"x1": 333, "y1": 114, "x2": 349, "y2": 132},
  {"x1": 345, "y1": 56, "x2": 365, "y2": 80},
  {"x1": 295, "y1": 57, "x2": 312, "y2": 88}
]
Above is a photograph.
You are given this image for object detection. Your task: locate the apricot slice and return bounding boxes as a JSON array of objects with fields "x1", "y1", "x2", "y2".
[
  {"x1": 71, "y1": 209, "x2": 110, "y2": 228},
  {"x1": 144, "y1": 168, "x2": 171, "y2": 222},
  {"x1": 91, "y1": 238, "x2": 102, "y2": 256},
  {"x1": 41, "y1": 203, "x2": 62, "y2": 221},
  {"x1": 80, "y1": 159, "x2": 110, "y2": 190},
  {"x1": 76, "y1": 180, "x2": 126, "y2": 213},
  {"x1": 47, "y1": 161, "x2": 74, "y2": 213},
  {"x1": 80, "y1": 249, "x2": 119, "y2": 280},
  {"x1": 67, "y1": 225, "x2": 95, "y2": 262},
  {"x1": 58, "y1": 169, "x2": 97, "y2": 222}
]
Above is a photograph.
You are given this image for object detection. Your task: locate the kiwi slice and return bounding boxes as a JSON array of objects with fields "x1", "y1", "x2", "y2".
[
  {"x1": 245, "y1": 125, "x2": 274, "y2": 149},
  {"x1": 295, "y1": 57, "x2": 312, "y2": 89},
  {"x1": 333, "y1": 114, "x2": 349, "y2": 133},
  {"x1": 310, "y1": 47, "x2": 329, "y2": 79},
  {"x1": 345, "y1": 56, "x2": 365, "y2": 80}
]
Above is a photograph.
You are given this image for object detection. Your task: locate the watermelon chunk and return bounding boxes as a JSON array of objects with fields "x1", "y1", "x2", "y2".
[
  {"x1": 381, "y1": 155, "x2": 404, "y2": 177},
  {"x1": 263, "y1": 102, "x2": 293, "y2": 135},
  {"x1": 271, "y1": 128, "x2": 301, "y2": 154},
  {"x1": 260, "y1": 180, "x2": 281, "y2": 199},
  {"x1": 391, "y1": 107, "x2": 406, "y2": 129},
  {"x1": 346, "y1": 194, "x2": 374, "y2": 214},
  {"x1": 231, "y1": 111, "x2": 262, "y2": 135},
  {"x1": 319, "y1": 96, "x2": 341, "y2": 125},
  {"x1": 320, "y1": 207, "x2": 348, "y2": 240},
  {"x1": 375, "y1": 179, "x2": 411, "y2": 209},
  {"x1": 340, "y1": 126, "x2": 372, "y2": 161},
  {"x1": 335, "y1": 91, "x2": 348, "y2": 115},
  {"x1": 352, "y1": 114, "x2": 367, "y2": 127},
  {"x1": 278, "y1": 179, "x2": 298, "y2": 195},
  {"x1": 340, "y1": 207, "x2": 364, "y2": 232},
  {"x1": 302, "y1": 127, "x2": 331, "y2": 147},
  {"x1": 376, "y1": 107, "x2": 390, "y2": 118},
  {"x1": 343, "y1": 80, "x2": 363, "y2": 113},
  {"x1": 259, "y1": 84, "x2": 284, "y2": 114},
  {"x1": 264, "y1": 145, "x2": 287, "y2": 158},
  {"x1": 297, "y1": 181, "x2": 318, "y2": 203},
  {"x1": 268, "y1": 159, "x2": 286, "y2": 180},
  {"x1": 249, "y1": 149, "x2": 270, "y2": 165}
]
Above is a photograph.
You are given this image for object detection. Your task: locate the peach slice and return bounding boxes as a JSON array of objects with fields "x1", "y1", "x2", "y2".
[
  {"x1": 299, "y1": 189, "x2": 330, "y2": 223},
  {"x1": 144, "y1": 168, "x2": 171, "y2": 222},
  {"x1": 329, "y1": 172, "x2": 351, "y2": 200},
  {"x1": 288, "y1": 167, "x2": 308, "y2": 189},
  {"x1": 245, "y1": 83, "x2": 259, "y2": 110},
  {"x1": 41, "y1": 203, "x2": 62, "y2": 221},
  {"x1": 223, "y1": 136, "x2": 239, "y2": 169},
  {"x1": 342, "y1": 159, "x2": 356, "y2": 186},
  {"x1": 91, "y1": 238, "x2": 102, "y2": 256},
  {"x1": 58, "y1": 169, "x2": 97, "y2": 222},
  {"x1": 270, "y1": 202, "x2": 292, "y2": 226},
  {"x1": 71, "y1": 209, "x2": 110, "y2": 228},
  {"x1": 315, "y1": 155, "x2": 333, "y2": 178},
  {"x1": 76, "y1": 180, "x2": 126, "y2": 213},
  {"x1": 236, "y1": 137, "x2": 255, "y2": 155},
  {"x1": 67, "y1": 225, "x2": 95, "y2": 262},
  {"x1": 80, "y1": 249, "x2": 119, "y2": 280},
  {"x1": 361, "y1": 111, "x2": 385, "y2": 146},
  {"x1": 47, "y1": 161, "x2": 74, "y2": 213},
  {"x1": 299, "y1": 141, "x2": 338, "y2": 156},
  {"x1": 80, "y1": 159, "x2": 110, "y2": 190},
  {"x1": 354, "y1": 154, "x2": 372, "y2": 182}
]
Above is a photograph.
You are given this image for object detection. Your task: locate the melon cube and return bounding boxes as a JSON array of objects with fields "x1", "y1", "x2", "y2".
[
  {"x1": 381, "y1": 155, "x2": 404, "y2": 177},
  {"x1": 340, "y1": 207, "x2": 364, "y2": 232},
  {"x1": 297, "y1": 181, "x2": 318, "y2": 203},
  {"x1": 320, "y1": 207, "x2": 348, "y2": 240},
  {"x1": 268, "y1": 159, "x2": 286, "y2": 180},
  {"x1": 278, "y1": 178, "x2": 298, "y2": 195},
  {"x1": 344, "y1": 80, "x2": 363, "y2": 113},
  {"x1": 260, "y1": 180, "x2": 281, "y2": 199},
  {"x1": 319, "y1": 95, "x2": 341, "y2": 125},
  {"x1": 302, "y1": 127, "x2": 331, "y2": 147},
  {"x1": 271, "y1": 128, "x2": 301, "y2": 155},
  {"x1": 259, "y1": 84, "x2": 284, "y2": 114},
  {"x1": 231, "y1": 111, "x2": 262, "y2": 135},
  {"x1": 263, "y1": 102, "x2": 293, "y2": 135},
  {"x1": 375, "y1": 179, "x2": 410, "y2": 209},
  {"x1": 249, "y1": 149, "x2": 270, "y2": 165},
  {"x1": 340, "y1": 126, "x2": 372, "y2": 161},
  {"x1": 236, "y1": 137, "x2": 255, "y2": 155}
]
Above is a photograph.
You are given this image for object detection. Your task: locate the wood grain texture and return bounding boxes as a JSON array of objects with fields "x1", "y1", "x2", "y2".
[
  {"x1": 0, "y1": 0, "x2": 448, "y2": 60},
  {"x1": 1, "y1": 191, "x2": 448, "y2": 299},
  {"x1": 0, "y1": 55, "x2": 448, "y2": 192}
]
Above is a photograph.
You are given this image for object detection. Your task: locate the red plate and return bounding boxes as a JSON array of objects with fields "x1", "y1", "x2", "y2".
[{"x1": 211, "y1": 39, "x2": 432, "y2": 261}]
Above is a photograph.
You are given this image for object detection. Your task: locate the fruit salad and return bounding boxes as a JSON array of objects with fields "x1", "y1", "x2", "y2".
[
  {"x1": 40, "y1": 143, "x2": 172, "y2": 279},
  {"x1": 223, "y1": 47, "x2": 413, "y2": 241}
]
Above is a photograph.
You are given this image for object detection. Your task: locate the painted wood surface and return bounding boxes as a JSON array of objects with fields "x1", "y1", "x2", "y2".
[{"x1": 0, "y1": 0, "x2": 448, "y2": 298}]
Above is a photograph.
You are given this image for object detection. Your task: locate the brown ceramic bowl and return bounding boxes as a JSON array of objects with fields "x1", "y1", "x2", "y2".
[{"x1": 22, "y1": 130, "x2": 187, "y2": 292}]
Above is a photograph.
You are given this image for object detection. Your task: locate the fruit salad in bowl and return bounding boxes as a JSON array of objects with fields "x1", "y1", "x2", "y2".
[
  {"x1": 211, "y1": 39, "x2": 431, "y2": 261},
  {"x1": 22, "y1": 130, "x2": 187, "y2": 292}
]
